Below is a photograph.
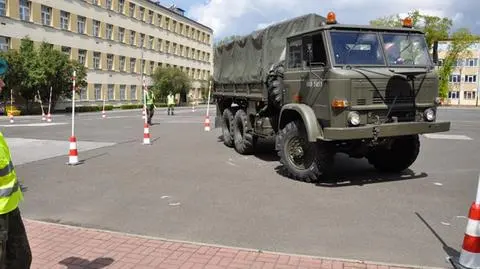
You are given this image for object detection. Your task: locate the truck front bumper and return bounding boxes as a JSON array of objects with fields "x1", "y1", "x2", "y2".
[{"x1": 322, "y1": 121, "x2": 451, "y2": 141}]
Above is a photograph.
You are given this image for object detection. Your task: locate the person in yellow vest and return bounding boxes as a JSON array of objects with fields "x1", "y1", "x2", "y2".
[
  {"x1": 143, "y1": 88, "x2": 155, "y2": 125},
  {"x1": 167, "y1": 91, "x2": 175, "y2": 116},
  {"x1": 0, "y1": 59, "x2": 32, "y2": 269}
]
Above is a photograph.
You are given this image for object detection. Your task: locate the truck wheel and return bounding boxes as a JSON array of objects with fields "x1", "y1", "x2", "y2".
[
  {"x1": 233, "y1": 109, "x2": 256, "y2": 155},
  {"x1": 222, "y1": 108, "x2": 235, "y2": 147},
  {"x1": 276, "y1": 120, "x2": 333, "y2": 183},
  {"x1": 367, "y1": 135, "x2": 420, "y2": 173},
  {"x1": 267, "y1": 65, "x2": 284, "y2": 109}
]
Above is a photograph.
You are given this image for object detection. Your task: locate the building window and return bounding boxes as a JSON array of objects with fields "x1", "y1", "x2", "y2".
[
  {"x1": 106, "y1": 24, "x2": 113, "y2": 40},
  {"x1": 130, "y1": 31, "x2": 135, "y2": 45},
  {"x1": 466, "y1": 58, "x2": 478, "y2": 67},
  {"x1": 157, "y1": 14, "x2": 162, "y2": 27},
  {"x1": 118, "y1": 0, "x2": 124, "y2": 13},
  {"x1": 448, "y1": 91, "x2": 459, "y2": 99},
  {"x1": 77, "y1": 16, "x2": 86, "y2": 34},
  {"x1": 172, "y1": 43, "x2": 177, "y2": 55},
  {"x1": 19, "y1": 0, "x2": 31, "y2": 21},
  {"x1": 0, "y1": 36, "x2": 9, "y2": 51},
  {"x1": 120, "y1": 85, "x2": 126, "y2": 100},
  {"x1": 150, "y1": 61, "x2": 155, "y2": 74},
  {"x1": 165, "y1": 18, "x2": 170, "y2": 30},
  {"x1": 148, "y1": 10, "x2": 153, "y2": 24},
  {"x1": 41, "y1": 5, "x2": 52, "y2": 26},
  {"x1": 108, "y1": 84, "x2": 114, "y2": 100},
  {"x1": 456, "y1": 59, "x2": 464, "y2": 67},
  {"x1": 80, "y1": 87, "x2": 87, "y2": 100},
  {"x1": 157, "y1": 39, "x2": 162, "y2": 51},
  {"x1": 61, "y1": 46, "x2": 71, "y2": 58},
  {"x1": 130, "y1": 85, "x2": 137, "y2": 100},
  {"x1": 60, "y1": 11, "x2": 70, "y2": 30},
  {"x1": 148, "y1": 36, "x2": 154, "y2": 50},
  {"x1": 119, "y1": 56, "x2": 125, "y2": 71},
  {"x1": 142, "y1": 60, "x2": 146, "y2": 73},
  {"x1": 93, "y1": 20, "x2": 100, "y2": 37},
  {"x1": 130, "y1": 58, "x2": 136, "y2": 72},
  {"x1": 449, "y1": 74, "x2": 461, "y2": 83},
  {"x1": 118, "y1": 27, "x2": 125, "y2": 42},
  {"x1": 139, "y1": 7, "x2": 144, "y2": 20},
  {"x1": 95, "y1": 84, "x2": 102, "y2": 100},
  {"x1": 93, "y1": 52, "x2": 101, "y2": 69},
  {"x1": 107, "y1": 54, "x2": 114, "y2": 70},
  {"x1": 0, "y1": 0, "x2": 6, "y2": 16},
  {"x1": 465, "y1": 75, "x2": 477, "y2": 83},
  {"x1": 464, "y1": 91, "x2": 477, "y2": 100},
  {"x1": 139, "y1": 34, "x2": 145, "y2": 47},
  {"x1": 129, "y1": 3, "x2": 135, "y2": 17},
  {"x1": 78, "y1": 50, "x2": 86, "y2": 66},
  {"x1": 105, "y1": 0, "x2": 112, "y2": 9}
]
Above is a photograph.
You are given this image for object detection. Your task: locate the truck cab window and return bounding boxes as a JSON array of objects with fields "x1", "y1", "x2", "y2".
[
  {"x1": 288, "y1": 39, "x2": 302, "y2": 68},
  {"x1": 304, "y1": 34, "x2": 327, "y2": 67}
]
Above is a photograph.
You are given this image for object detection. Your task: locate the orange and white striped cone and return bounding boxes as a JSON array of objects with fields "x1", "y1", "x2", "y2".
[
  {"x1": 67, "y1": 136, "x2": 80, "y2": 165},
  {"x1": 204, "y1": 116, "x2": 211, "y2": 132},
  {"x1": 449, "y1": 176, "x2": 480, "y2": 269},
  {"x1": 8, "y1": 113, "x2": 14, "y2": 124},
  {"x1": 143, "y1": 123, "x2": 151, "y2": 145},
  {"x1": 47, "y1": 113, "x2": 52, "y2": 122},
  {"x1": 41, "y1": 112, "x2": 46, "y2": 121}
]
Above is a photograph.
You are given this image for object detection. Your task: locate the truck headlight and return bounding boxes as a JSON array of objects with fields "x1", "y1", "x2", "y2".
[
  {"x1": 424, "y1": 108, "x2": 436, "y2": 122},
  {"x1": 348, "y1": 111, "x2": 360, "y2": 126}
]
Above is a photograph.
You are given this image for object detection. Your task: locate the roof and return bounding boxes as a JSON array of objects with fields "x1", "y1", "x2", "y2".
[
  {"x1": 144, "y1": 0, "x2": 213, "y2": 32},
  {"x1": 287, "y1": 24, "x2": 425, "y2": 39}
]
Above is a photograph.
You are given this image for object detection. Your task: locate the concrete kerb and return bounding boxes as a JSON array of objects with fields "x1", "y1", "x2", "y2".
[{"x1": 25, "y1": 219, "x2": 445, "y2": 269}]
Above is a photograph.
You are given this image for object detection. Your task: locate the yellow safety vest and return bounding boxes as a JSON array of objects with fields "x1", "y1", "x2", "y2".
[
  {"x1": 0, "y1": 132, "x2": 23, "y2": 215},
  {"x1": 167, "y1": 94, "x2": 175, "y2": 105}
]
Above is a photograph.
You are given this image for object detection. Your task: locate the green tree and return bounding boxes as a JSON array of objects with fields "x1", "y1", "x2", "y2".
[
  {"x1": 152, "y1": 66, "x2": 191, "y2": 100},
  {"x1": 438, "y1": 28, "x2": 479, "y2": 98},
  {"x1": 369, "y1": 10, "x2": 451, "y2": 50},
  {"x1": 0, "y1": 38, "x2": 87, "y2": 112}
]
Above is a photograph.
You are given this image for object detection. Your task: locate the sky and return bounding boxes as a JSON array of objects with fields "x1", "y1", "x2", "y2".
[{"x1": 165, "y1": 0, "x2": 480, "y2": 41}]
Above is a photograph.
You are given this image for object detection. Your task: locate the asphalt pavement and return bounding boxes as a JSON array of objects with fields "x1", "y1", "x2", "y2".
[{"x1": 2, "y1": 106, "x2": 479, "y2": 268}]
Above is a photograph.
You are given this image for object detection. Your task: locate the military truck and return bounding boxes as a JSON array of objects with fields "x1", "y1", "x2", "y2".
[{"x1": 212, "y1": 12, "x2": 451, "y2": 182}]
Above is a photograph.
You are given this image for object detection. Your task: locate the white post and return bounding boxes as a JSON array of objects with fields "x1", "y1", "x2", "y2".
[
  {"x1": 48, "y1": 87, "x2": 52, "y2": 116},
  {"x1": 9, "y1": 89, "x2": 13, "y2": 112},
  {"x1": 476, "y1": 174, "x2": 480, "y2": 205},
  {"x1": 37, "y1": 90, "x2": 45, "y2": 115},
  {"x1": 206, "y1": 81, "x2": 211, "y2": 117},
  {"x1": 72, "y1": 71, "x2": 76, "y2": 137},
  {"x1": 103, "y1": 91, "x2": 106, "y2": 111},
  {"x1": 143, "y1": 79, "x2": 147, "y2": 125}
]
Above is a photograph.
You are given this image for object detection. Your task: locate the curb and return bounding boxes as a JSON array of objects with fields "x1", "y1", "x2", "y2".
[{"x1": 25, "y1": 219, "x2": 446, "y2": 269}]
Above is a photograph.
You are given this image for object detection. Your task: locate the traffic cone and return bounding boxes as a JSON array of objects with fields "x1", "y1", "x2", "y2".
[
  {"x1": 41, "y1": 112, "x2": 46, "y2": 121},
  {"x1": 102, "y1": 110, "x2": 106, "y2": 119},
  {"x1": 204, "y1": 116, "x2": 211, "y2": 132},
  {"x1": 67, "y1": 136, "x2": 80, "y2": 165},
  {"x1": 143, "y1": 123, "x2": 151, "y2": 145},
  {"x1": 47, "y1": 113, "x2": 52, "y2": 122},
  {"x1": 8, "y1": 113, "x2": 14, "y2": 124},
  {"x1": 449, "y1": 176, "x2": 480, "y2": 269}
]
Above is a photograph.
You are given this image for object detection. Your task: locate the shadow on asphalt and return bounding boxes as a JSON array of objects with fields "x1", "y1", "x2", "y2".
[
  {"x1": 59, "y1": 257, "x2": 114, "y2": 268},
  {"x1": 217, "y1": 135, "x2": 429, "y2": 187},
  {"x1": 415, "y1": 212, "x2": 460, "y2": 260}
]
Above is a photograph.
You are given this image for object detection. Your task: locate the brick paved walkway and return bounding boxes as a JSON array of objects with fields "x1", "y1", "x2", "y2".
[{"x1": 24, "y1": 219, "x2": 435, "y2": 269}]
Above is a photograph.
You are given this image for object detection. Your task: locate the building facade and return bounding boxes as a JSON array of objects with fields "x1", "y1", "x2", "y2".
[
  {"x1": 0, "y1": 0, "x2": 213, "y2": 108},
  {"x1": 438, "y1": 41, "x2": 480, "y2": 106}
]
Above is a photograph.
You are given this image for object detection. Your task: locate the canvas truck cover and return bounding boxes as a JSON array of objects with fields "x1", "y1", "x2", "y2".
[{"x1": 213, "y1": 13, "x2": 326, "y2": 85}]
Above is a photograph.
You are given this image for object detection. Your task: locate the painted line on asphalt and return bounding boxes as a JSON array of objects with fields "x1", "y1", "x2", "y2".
[
  {"x1": 423, "y1": 134, "x2": 473, "y2": 140},
  {"x1": 0, "y1": 122, "x2": 67, "y2": 127}
]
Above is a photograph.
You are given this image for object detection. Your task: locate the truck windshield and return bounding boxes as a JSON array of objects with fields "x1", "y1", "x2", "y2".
[{"x1": 329, "y1": 31, "x2": 432, "y2": 67}]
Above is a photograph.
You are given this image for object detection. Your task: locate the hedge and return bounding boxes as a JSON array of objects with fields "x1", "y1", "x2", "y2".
[{"x1": 65, "y1": 105, "x2": 114, "y2": 113}]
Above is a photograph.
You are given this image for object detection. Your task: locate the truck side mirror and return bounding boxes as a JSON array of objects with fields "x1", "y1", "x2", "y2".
[{"x1": 432, "y1": 41, "x2": 439, "y2": 65}]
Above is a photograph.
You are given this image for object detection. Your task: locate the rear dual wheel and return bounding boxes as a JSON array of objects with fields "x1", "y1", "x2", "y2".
[{"x1": 233, "y1": 109, "x2": 256, "y2": 155}]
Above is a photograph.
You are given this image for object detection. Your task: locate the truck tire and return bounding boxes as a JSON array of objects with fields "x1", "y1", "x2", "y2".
[
  {"x1": 276, "y1": 120, "x2": 334, "y2": 183},
  {"x1": 266, "y1": 64, "x2": 284, "y2": 109},
  {"x1": 233, "y1": 109, "x2": 256, "y2": 155},
  {"x1": 367, "y1": 134, "x2": 420, "y2": 173},
  {"x1": 222, "y1": 108, "x2": 235, "y2": 147}
]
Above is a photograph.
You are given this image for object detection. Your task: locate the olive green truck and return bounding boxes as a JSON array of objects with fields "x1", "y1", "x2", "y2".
[{"x1": 212, "y1": 12, "x2": 451, "y2": 182}]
